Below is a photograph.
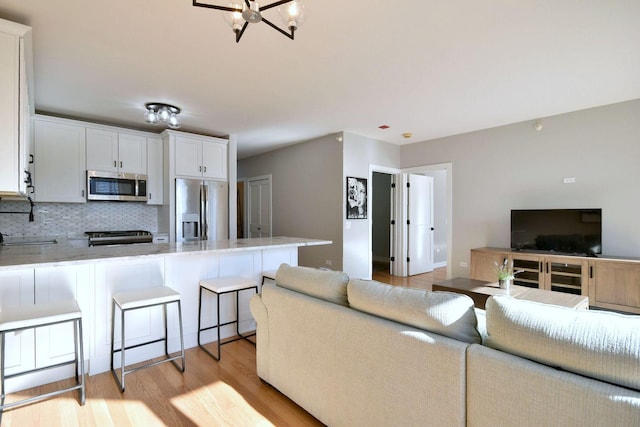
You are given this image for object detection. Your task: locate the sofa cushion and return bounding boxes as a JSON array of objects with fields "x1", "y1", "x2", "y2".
[
  {"x1": 275, "y1": 264, "x2": 349, "y2": 306},
  {"x1": 485, "y1": 295, "x2": 640, "y2": 391},
  {"x1": 347, "y1": 279, "x2": 482, "y2": 344}
]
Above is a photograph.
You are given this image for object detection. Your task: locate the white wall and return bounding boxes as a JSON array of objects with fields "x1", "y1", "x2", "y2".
[
  {"x1": 343, "y1": 132, "x2": 401, "y2": 278},
  {"x1": 238, "y1": 133, "x2": 344, "y2": 269},
  {"x1": 401, "y1": 99, "x2": 640, "y2": 278}
]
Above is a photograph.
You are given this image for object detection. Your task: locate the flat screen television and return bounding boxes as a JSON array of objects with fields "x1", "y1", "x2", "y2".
[{"x1": 510, "y1": 209, "x2": 602, "y2": 256}]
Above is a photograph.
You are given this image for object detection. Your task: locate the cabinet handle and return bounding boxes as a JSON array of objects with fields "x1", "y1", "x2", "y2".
[
  {"x1": 113, "y1": 161, "x2": 117, "y2": 167},
  {"x1": 82, "y1": 189, "x2": 85, "y2": 198},
  {"x1": 120, "y1": 161, "x2": 123, "y2": 168},
  {"x1": 539, "y1": 262, "x2": 543, "y2": 273},
  {"x1": 149, "y1": 193, "x2": 152, "y2": 200},
  {"x1": 29, "y1": 154, "x2": 34, "y2": 164},
  {"x1": 199, "y1": 166, "x2": 202, "y2": 172},
  {"x1": 589, "y1": 265, "x2": 593, "y2": 279},
  {"x1": 546, "y1": 262, "x2": 549, "y2": 274},
  {"x1": 204, "y1": 166, "x2": 207, "y2": 173}
]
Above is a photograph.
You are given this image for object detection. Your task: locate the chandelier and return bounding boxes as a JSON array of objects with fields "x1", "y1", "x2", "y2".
[
  {"x1": 144, "y1": 103, "x2": 181, "y2": 129},
  {"x1": 193, "y1": 0, "x2": 306, "y2": 43}
]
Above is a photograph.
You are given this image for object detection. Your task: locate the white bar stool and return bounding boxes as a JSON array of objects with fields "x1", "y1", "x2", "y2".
[
  {"x1": 0, "y1": 300, "x2": 85, "y2": 416},
  {"x1": 198, "y1": 277, "x2": 258, "y2": 361},
  {"x1": 261, "y1": 270, "x2": 278, "y2": 286},
  {"x1": 110, "y1": 286, "x2": 185, "y2": 392}
]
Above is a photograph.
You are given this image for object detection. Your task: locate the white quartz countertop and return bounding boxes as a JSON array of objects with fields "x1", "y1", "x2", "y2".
[{"x1": 0, "y1": 237, "x2": 332, "y2": 271}]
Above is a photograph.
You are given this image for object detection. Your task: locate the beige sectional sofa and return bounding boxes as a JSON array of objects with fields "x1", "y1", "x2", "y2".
[{"x1": 249, "y1": 264, "x2": 640, "y2": 427}]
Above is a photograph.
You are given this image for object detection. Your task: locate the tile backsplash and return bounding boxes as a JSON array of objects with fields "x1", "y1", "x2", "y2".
[{"x1": 0, "y1": 200, "x2": 159, "y2": 238}]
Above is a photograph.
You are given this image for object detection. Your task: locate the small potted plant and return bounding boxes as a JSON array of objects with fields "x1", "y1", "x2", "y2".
[{"x1": 494, "y1": 259, "x2": 522, "y2": 289}]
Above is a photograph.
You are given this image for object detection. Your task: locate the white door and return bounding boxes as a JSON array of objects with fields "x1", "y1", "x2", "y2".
[
  {"x1": 407, "y1": 173, "x2": 434, "y2": 275},
  {"x1": 248, "y1": 177, "x2": 272, "y2": 238}
]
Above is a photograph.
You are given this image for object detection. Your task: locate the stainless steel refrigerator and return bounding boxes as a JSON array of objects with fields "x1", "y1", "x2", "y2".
[{"x1": 176, "y1": 179, "x2": 228, "y2": 243}]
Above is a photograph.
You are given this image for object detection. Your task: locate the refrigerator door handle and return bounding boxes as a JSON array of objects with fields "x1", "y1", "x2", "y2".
[{"x1": 200, "y1": 184, "x2": 208, "y2": 240}]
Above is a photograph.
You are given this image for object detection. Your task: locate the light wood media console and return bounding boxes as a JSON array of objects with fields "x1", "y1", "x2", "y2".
[{"x1": 470, "y1": 247, "x2": 640, "y2": 314}]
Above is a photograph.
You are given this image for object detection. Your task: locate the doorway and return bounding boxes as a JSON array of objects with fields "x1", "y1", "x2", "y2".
[
  {"x1": 246, "y1": 175, "x2": 272, "y2": 238},
  {"x1": 370, "y1": 163, "x2": 452, "y2": 280}
]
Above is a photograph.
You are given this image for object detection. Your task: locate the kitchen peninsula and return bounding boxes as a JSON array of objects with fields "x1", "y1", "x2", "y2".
[{"x1": 0, "y1": 237, "x2": 330, "y2": 393}]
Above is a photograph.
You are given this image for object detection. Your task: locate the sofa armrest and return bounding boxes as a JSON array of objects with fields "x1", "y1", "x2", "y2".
[{"x1": 249, "y1": 292, "x2": 270, "y2": 380}]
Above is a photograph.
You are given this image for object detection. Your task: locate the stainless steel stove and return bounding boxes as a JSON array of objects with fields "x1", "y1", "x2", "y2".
[{"x1": 85, "y1": 230, "x2": 153, "y2": 246}]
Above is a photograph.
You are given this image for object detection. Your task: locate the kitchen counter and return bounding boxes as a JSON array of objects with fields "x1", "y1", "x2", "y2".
[
  {"x1": 0, "y1": 236, "x2": 331, "y2": 271},
  {"x1": 0, "y1": 235, "x2": 331, "y2": 390}
]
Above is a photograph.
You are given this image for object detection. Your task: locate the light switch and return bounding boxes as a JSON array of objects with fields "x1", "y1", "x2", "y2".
[{"x1": 563, "y1": 177, "x2": 576, "y2": 184}]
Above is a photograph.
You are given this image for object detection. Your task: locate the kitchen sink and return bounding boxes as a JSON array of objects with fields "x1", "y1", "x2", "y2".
[{"x1": 1, "y1": 239, "x2": 58, "y2": 247}]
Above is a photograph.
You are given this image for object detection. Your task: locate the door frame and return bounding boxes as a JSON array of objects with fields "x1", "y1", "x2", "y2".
[
  {"x1": 402, "y1": 163, "x2": 453, "y2": 280},
  {"x1": 245, "y1": 174, "x2": 273, "y2": 238},
  {"x1": 368, "y1": 162, "x2": 453, "y2": 280}
]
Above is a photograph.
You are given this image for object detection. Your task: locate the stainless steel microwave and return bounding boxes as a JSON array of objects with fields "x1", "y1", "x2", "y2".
[{"x1": 87, "y1": 170, "x2": 147, "y2": 202}]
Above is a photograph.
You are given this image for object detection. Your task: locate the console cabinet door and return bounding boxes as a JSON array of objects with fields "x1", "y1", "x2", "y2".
[
  {"x1": 470, "y1": 249, "x2": 507, "y2": 283},
  {"x1": 590, "y1": 260, "x2": 640, "y2": 314},
  {"x1": 33, "y1": 119, "x2": 87, "y2": 203},
  {"x1": 508, "y1": 253, "x2": 544, "y2": 289},
  {"x1": 542, "y1": 256, "x2": 588, "y2": 295}
]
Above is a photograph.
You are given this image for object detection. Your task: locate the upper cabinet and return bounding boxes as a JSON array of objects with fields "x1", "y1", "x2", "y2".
[
  {"x1": 172, "y1": 134, "x2": 227, "y2": 180},
  {"x1": 146, "y1": 137, "x2": 163, "y2": 205},
  {"x1": 33, "y1": 117, "x2": 86, "y2": 203},
  {"x1": 0, "y1": 19, "x2": 34, "y2": 197},
  {"x1": 86, "y1": 128, "x2": 147, "y2": 175}
]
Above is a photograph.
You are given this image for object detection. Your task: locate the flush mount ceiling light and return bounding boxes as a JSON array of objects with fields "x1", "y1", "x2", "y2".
[
  {"x1": 144, "y1": 103, "x2": 181, "y2": 129},
  {"x1": 193, "y1": 0, "x2": 306, "y2": 43}
]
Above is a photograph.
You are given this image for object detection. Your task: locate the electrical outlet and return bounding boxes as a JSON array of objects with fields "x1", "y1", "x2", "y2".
[
  {"x1": 459, "y1": 261, "x2": 468, "y2": 268},
  {"x1": 325, "y1": 260, "x2": 332, "y2": 266}
]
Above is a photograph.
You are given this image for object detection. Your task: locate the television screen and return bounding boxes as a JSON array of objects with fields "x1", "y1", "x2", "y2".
[{"x1": 510, "y1": 209, "x2": 602, "y2": 256}]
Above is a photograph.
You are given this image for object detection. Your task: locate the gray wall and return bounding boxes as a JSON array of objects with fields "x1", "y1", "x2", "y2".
[
  {"x1": 238, "y1": 133, "x2": 344, "y2": 270},
  {"x1": 402, "y1": 99, "x2": 640, "y2": 278}
]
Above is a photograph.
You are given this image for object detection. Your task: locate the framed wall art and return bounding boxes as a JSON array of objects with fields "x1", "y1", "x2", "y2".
[{"x1": 346, "y1": 176, "x2": 367, "y2": 219}]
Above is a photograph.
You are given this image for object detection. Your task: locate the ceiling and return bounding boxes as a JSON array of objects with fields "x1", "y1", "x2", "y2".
[{"x1": 1, "y1": 1, "x2": 639, "y2": 159}]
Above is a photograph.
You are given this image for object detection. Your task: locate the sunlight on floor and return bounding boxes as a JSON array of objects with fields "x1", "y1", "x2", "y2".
[{"x1": 170, "y1": 380, "x2": 274, "y2": 427}]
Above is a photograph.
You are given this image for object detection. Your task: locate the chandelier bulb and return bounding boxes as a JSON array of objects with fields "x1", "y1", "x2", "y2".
[{"x1": 144, "y1": 109, "x2": 159, "y2": 125}]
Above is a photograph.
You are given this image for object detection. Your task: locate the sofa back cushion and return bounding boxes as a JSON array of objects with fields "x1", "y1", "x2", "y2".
[
  {"x1": 275, "y1": 264, "x2": 349, "y2": 306},
  {"x1": 347, "y1": 279, "x2": 482, "y2": 344},
  {"x1": 486, "y1": 295, "x2": 640, "y2": 391}
]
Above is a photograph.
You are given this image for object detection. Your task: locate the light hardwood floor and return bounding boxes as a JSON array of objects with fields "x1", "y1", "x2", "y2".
[{"x1": 0, "y1": 268, "x2": 444, "y2": 426}]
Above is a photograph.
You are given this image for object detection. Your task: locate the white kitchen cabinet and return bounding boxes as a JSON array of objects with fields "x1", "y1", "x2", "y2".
[
  {"x1": 173, "y1": 134, "x2": 227, "y2": 180},
  {"x1": 33, "y1": 117, "x2": 87, "y2": 203},
  {"x1": 86, "y1": 128, "x2": 147, "y2": 175},
  {"x1": 0, "y1": 269, "x2": 35, "y2": 387},
  {"x1": 146, "y1": 137, "x2": 163, "y2": 205},
  {"x1": 34, "y1": 265, "x2": 91, "y2": 370},
  {"x1": 0, "y1": 19, "x2": 33, "y2": 197}
]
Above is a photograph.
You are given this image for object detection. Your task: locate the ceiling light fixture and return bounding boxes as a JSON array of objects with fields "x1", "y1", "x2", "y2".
[
  {"x1": 193, "y1": 0, "x2": 306, "y2": 43},
  {"x1": 144, "y1": 103, "x2": 181, "y2": 129}
]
